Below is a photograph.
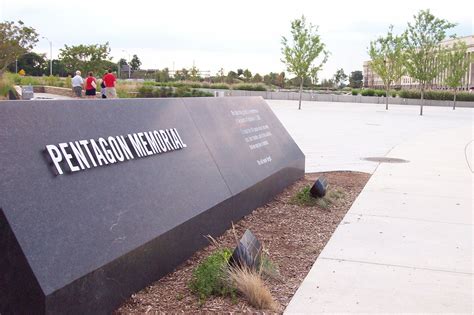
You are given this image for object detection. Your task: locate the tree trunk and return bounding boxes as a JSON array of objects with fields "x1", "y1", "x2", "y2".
[
  {"x1": 385, "y1": 84, "x2": 389, "y2": 110},
  {"x1": 453, "y1": 88, "x2": 457, "y2": 110},
  {"x1": 298, "y1": 78, "x2": 303, "y2": 110},
  {"x1": 420, "y1": 87, "x2": 424, "y2": 116}
]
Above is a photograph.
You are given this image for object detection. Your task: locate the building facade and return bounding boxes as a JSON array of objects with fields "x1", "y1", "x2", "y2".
[{"x1": 363, "y1": 35, "x2": 474, "y2": 90}]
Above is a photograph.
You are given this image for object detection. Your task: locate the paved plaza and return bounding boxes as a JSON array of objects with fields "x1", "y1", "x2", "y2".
[
  {"x1": 267, "y1": 100, "x2": 473, "y2": 313},
  {"x1": 269, "y1": 100, "x2": 473, "y2": 174}
]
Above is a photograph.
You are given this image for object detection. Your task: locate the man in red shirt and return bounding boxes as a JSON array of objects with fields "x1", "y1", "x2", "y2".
[{"x1": 102, "y1": 69, "x2": 117, "y2": 98}]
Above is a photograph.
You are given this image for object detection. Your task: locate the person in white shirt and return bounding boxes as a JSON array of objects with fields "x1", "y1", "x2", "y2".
[{"x1": 72, "y1": 70, "x2": 84, "y2": 98}]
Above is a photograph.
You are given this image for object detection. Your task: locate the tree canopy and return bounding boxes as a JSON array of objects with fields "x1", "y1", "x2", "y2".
[
  {"x1": 368, "y1": 25, "x2": 406, "y2": 109},
  {"x1": 281, "y1": 15, "x2": 328, "y2": 109},
  {"x1": 0, "y1": 20, "x2": 39, "y2": 73},
  {"x1": 404, "y1": 9, "x2": 456, "y2": 115},
  {"x1": 59, "y1": 42, "x2": 113, "y2": 75}
]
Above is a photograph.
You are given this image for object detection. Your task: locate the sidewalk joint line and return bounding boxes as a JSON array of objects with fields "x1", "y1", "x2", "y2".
[
  {"x1": 320, "y1": 257, "x2": 473, "y2": 276},
  {"x1": 348, "y1": 213, "x2": 473, "y2": 226}
]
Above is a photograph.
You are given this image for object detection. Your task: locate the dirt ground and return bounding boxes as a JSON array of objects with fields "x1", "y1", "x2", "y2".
[{"x1": 116, "y1": 171, "x2": 370, "y2": 314}]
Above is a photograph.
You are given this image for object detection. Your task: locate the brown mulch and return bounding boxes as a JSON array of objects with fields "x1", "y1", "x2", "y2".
[{"x1": 116, "y1": 171, "x2": 370, "y2": 314}]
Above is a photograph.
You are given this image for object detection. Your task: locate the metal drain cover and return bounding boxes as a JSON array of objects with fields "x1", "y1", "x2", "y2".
[{"x1": 363, "y1": 157, "x2": 409, "y2": 163}]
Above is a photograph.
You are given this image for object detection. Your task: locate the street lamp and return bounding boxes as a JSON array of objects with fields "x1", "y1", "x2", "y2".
[
  {"x1": 122, "y1": 49, "x2": 131, "y2": 79},
  {"x1": 42, "y1": 36, "x2": 53, "y2": 76}
]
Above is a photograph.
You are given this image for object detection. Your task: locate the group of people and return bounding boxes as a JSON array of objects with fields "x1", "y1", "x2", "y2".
[{"x1": 71, "y1": 70, "x2": 117, "y2": 99}]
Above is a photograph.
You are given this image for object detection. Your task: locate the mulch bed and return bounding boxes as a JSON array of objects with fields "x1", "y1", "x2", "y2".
[{"x1": 116, "y1": 171, "x2": 370, "y2": 314}]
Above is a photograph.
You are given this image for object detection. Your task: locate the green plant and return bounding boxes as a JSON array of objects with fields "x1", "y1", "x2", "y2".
[
  {"x1": 391, "y1": 90, "x2": 397, "y2": 97},
  {"x1": 210, "y1": 83, "x2": 230, "y2": 90},
  {"x1": 0, "y1": 74, "x2": 14, "y2": 98},
  {"x1": 361, "y1": 89, "x2": 375, "y2": 96},
  {"x1": 399, "y1": 89, "x2": 420, "y2": 99},
  {"x1": 375, "y1": 89, "x2": 386, "y2": 97},
  {"x1": 351, "y1": 89, "x2": 360, "y2": 95},
  {"x1": 291, "y1": 185, "x2": 345, "y2": 209},
  {"x1": 190, "y1": 248, "x2": 234, "y2": 302},
  {"x1": 232, "y1": 83, "x2": 267, "y2": 91},
  {"x1": 259, "y1": 253, "x2": 280, "y2": 281}
]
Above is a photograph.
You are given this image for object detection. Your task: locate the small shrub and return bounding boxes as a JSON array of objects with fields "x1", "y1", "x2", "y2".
[
  {"x1": 0, "y1": 74, "x2": 14, "y2": 98},
  {"x1": 291, "y1": 185, "x2": 345, "y2": 209},
  {"x1": 190, "y1": 248, "x2": 234, "y2": 302},
  {"x1": 361, "y1": 89, "x2": 375, "y2": 96},
  {"x1": 375, "y1": 90, "x2": 386, "y2": 97},
  {"x1": 137, "y1": 85, "x2": 154, "y2": 98},
  {"x1": 259, "y1": 254, "x2": 280, "y2": 281},
  {"x1": 399, "y1": 89, "x2": 420, "y2": 99},
  {"x1": 351, "y1": 89, "x2": 359, "y2": 95},
  {"x1": 390, "y1": 90, "x2": 397, "y2": 97},
  {"x1": 233, "y1": 83, "x2": 267, "y2": 91},
  {"x1": 210, "y1": 83, "x2": 230, "y2": 90},
  {"x1": 227, "y1": 265, "x2": 279, "y2": 311},
  {"x1": 457, "y1": 92, "x2": 474, "y2": 102},
  {"x1": 291, "y1": 186, "x2": 318, "y2": 206}
]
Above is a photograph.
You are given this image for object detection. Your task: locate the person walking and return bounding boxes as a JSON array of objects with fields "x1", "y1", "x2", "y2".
[
  {"x1": 84, "y1": 72, "x2": 97, "y2": 98},
  {"x1": 103, "y1": 69, "x2": 117, "y2": 98},
  {"x1": 71, "y1": 70, "x2": 84, "y2": 98}
]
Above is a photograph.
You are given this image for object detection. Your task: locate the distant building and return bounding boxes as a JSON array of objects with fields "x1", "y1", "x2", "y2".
[{"x1": 363, "y1": 35, "x2": 474, "y2": 90}]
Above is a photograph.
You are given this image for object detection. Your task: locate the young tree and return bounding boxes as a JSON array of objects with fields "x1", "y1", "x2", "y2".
[
  {"x1": 252, "y1": 73, "x2": 262, "y2": 83},
  {"x1": 189, "y1": 65, "x2": 200, "y2": 81},
  {"x1": 281, "y1": 15, "x2": 328, "y2": 109},
  {"x1": 368, "y1": 25, "x2": 406, "y2": 110},
  {"x1": 443, "y1": 41, "x2": 472, "y2": 110},
  {"x1": 130, "y1": 54, "x2": 141, "y2": 70},
  {"x1": 59, "y1": 42, "x2": 113, "y2": 75},
  {"x1": 404, "y1": 9, "x2": 456, "y2": 115},
  {"x1": 243, "y1": 69, "x2": 252, "y2": 82},
  {"x1": 333, "y1": 68, "x2": 348, "y2": 88},
  {"x1": 349, "y1": 70, "x2": 363, "y2": 88},
  {"x1": 0, "y1": 20, "x2": 39, "y2": 74}
]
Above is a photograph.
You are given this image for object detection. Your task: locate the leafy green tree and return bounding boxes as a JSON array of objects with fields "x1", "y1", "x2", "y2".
[
  {"x1": 349, "y1": 70, "x2": 363, "y2": 88},
  {"x1": 189, "y1": 65, "x2": 200, "y2": 81},
  {"x1": 7, "y1": 52, "x2": 46, "y2": 76},
  {"x1": 59, "y1": 42, "x2": 113, "y2": 75},
  {"x1": 130, "y1": 54, "x2": 141, "y2": 70},
  {"x1": 252, "y1": 73, "x2": 262, "y2": 83},
  {"x1": 243, "y1": 69, "x2": 252, "y2": 81},
  {"x1": 118, "y1": 58, "x2": 128, "y2": 67},
  {"x1": 237, "y1": 69, "x2": 244, "y2": 77},
  {"x1": 281, "y1": 15, "x2": 328, "y2": 109},
  {"x1": 0, "y1": 20, "x2": 39, "y2": 74},
  {"x1": 52, "y1": 59, "x2": 68, "y2": 76},
  {"x1": 174, "y1": 68, "x2": 189, "y2": 81},
  {"x1": 215, "y1": 68, "x2": 225, "y2": 83},
  {"x1": 320, "y1": 78, "x2": 335, "y2": 88},
  {"x1": 443, "y1": 41, "x2": 473, "y2": 109},
  {"x1": 333, "y1": 68, "x2": 348, "y2": 88},
  {"x1": 276, "y1": 72, "x2": 286, "y2": 88},
  {"x1": 226, "y1": 70, "x2": 238, "y2": 84},
  {"x1": 369, "y1": 25, "x2": 406, "y2": 110},
  {"x1": 404, "y1": 9, "x2": 456, "y2": 115},
  {"x1": 155, "y1": 68, "x2": 170, "y2": 82}
]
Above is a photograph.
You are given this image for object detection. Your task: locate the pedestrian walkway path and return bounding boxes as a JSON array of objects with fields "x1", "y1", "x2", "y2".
[
  {"x1": 284, "y1": 125, "x2": 473, "y2": 313},
  {"x1": 268, "y1": 100, "x2": 473, "y2": 174}
]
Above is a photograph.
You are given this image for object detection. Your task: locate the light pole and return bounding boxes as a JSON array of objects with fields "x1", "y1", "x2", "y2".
[
  {"x1": 122, "y1": 49, "x2": 131, "y2": 79},
  {"x1": 42, "y1": 36, "x2": 53, "y2": 76}
]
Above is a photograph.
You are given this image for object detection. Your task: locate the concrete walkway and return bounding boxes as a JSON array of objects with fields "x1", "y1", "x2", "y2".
[
  {"x1": 268, "y1": 100, "x2": 473, "y2": 174},
  {"x1": 278, "y1": 101, "x2": 473, "y2": 313}
]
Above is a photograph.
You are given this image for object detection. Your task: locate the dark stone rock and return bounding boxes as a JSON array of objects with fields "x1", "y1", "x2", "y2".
[
  {"x1": 0, "y1": 97, "x2": 304, "y2": 314},
  {"x1": 310, "y1": 176, "x2": 328, "y2": 198},
  {"x1": 230, "y1": 229, "x2": 262, "y2": 269}
]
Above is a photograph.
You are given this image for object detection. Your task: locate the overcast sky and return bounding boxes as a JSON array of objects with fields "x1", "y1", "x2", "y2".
[{"x1": 1, "y1": 0, "x2": 473, "y2": 79}]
